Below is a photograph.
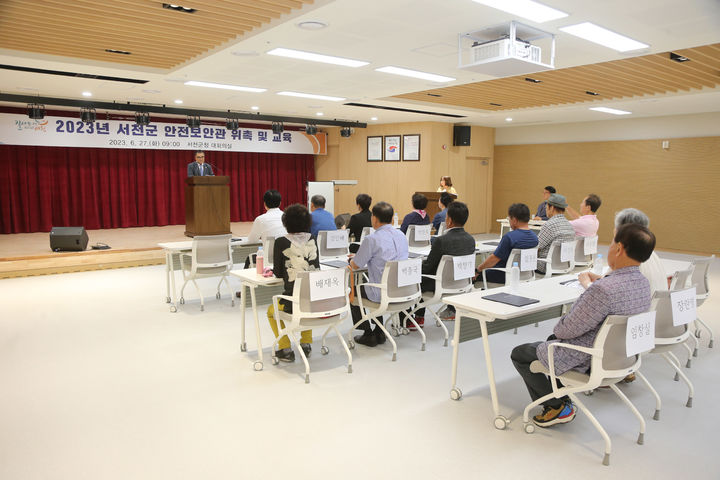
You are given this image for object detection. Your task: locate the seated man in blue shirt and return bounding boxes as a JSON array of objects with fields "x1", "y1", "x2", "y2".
[
  {"x1": 474, "y1": 203, "x2": 538, "y2": 285},
  {"x1": 349, "y1": 202, "x2": 409, "y2": 347},
  {"x1": 432, "y1": 192, "x2": 454, "y2": 234},
  {"x1": 309, "y1": 194, "x2": 337, "y2": 238}
]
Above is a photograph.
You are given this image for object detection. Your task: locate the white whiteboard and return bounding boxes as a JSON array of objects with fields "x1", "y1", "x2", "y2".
[{"x1": 307, "y1": 181, "x2": 335, "y2": 216}]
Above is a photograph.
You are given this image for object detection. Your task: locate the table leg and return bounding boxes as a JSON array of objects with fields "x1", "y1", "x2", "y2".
[
  {"x1": 168, "y1": 252, "x2": 178, "y2": 313},
  {"x1": 450, "y1": 310, "x2": 463, "y2": 400},
  {"x1": 239, "y1": 282, "x2": 247, "y2": 352},
  {"x1": 249, "y1": 285, "x2": 264, "y2": 371},
  {"x1": 479, "y1": 318, "x2": 509, "y2": 430}
]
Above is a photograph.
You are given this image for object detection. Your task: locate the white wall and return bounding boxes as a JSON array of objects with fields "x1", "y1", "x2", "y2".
[{"x1": 495, "y1": 112, "x2": 720, "y2": 145}]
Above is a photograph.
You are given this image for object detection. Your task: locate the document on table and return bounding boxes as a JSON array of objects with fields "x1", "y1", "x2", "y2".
[{"x1": 482, "y1": 292, "x2": 540, "y2": 307}]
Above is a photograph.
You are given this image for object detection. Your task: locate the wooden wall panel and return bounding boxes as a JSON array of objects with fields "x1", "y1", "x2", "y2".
[
  {"x1": 316, "y1": 122, "x2": 495, "y2": 234},
  {"x1": 493, "y1": 137, "x2": 720, "y2": 254}
]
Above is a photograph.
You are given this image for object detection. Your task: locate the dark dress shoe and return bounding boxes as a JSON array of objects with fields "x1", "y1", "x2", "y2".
[
  {"x1": 354, "y1": 331, "x2": 378, "y2": 347},
  {"x1": 375, "y1": 328, "x2": 386, "y2": 344}
]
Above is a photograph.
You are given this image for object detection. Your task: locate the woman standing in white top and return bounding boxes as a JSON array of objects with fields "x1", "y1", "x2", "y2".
[{"x1": 437, "y1": 176, "x2": 457, "y2": 195}]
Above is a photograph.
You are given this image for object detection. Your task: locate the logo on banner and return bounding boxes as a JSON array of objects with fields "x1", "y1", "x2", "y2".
[{"x1": 15, "y1": 119, "x2": 48, "y2": 132}]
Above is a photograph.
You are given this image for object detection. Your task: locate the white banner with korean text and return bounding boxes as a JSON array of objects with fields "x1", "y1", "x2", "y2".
[{"x1": 0, "y1": 113, "x2": 327, "y2": 155}]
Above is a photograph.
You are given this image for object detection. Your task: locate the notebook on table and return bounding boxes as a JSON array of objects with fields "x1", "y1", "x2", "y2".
[
  {"x1": 321, "y1": 260, "x2": 350, "y2": 268},
  {"x1": 482, "y1": 292, "x2": 539, "y2": 307}
]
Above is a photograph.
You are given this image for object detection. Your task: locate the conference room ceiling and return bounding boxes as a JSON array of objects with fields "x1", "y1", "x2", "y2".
[
  {"x1": 0, "y1": 0, "x2": 316, "y2": 70},
  {"x1": 392, "y1": 44, "x2": 720, "y2": 111},
  {"x1": 0, "y1": 0, "x2": 719, "y2": 127}
]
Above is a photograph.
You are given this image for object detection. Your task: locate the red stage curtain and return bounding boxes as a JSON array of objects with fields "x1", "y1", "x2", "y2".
[{"x1": 0, "y1": 146, "x2": 315, "y2": 234}]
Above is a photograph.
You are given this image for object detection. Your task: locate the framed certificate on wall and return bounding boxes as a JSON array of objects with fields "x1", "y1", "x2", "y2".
[
  {"x1": 367, "y1": 136, "x2": 382, "y2": 161},
  {"x1": 384, "y1": 135, "x2": 401, "y2": 161},
  {"x1": 402, "y1": 134, "x2": 420, "y2": 161}
]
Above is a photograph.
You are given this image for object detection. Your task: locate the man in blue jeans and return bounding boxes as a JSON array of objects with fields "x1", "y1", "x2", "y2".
[{"x1": 474, "y1": 203, "x2": 538, "y2": 285}]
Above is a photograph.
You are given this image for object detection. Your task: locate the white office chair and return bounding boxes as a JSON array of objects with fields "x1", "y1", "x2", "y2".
[
  {"x1": 406, "y1": 224, "x2": 431, "y2": 248},
  {"x1": 409, "y1": 254, "x2": 474, "y2": 349},
  {"x1": 270, "y1": 269, "x2": 352, "y2": 383},
  {"x1": 481, "y1": 247, "x2": 538, "y2": 290},
  {"x1": 537, "y1": 239, "x2": 576, "y2": 278},
  {"x1": 349, "y1": 260, "x2": 422, "y2": 361},
  {"x1": 690, "y1": 254, "x2": 714, "y2": 349},
  {"x1": 634, "y1": 290, "x2": 695, "y2": 422},
  {"x1": 574, "y1": 235, "x2": 598, "y2": 268},
  {"x1": 179, "y1": 234, "x2": 234, "y2": 311},
  {"x1": 359, "y1": 226, "x2": 374, "y2": 243},
  {"x1": 669, "y1": 266, "x2": 694, "y2": 291},
  {"x1": 262, "y1": 236, "x2": 276, "y2": 268},
  {"x1": 317, "y1": 230, "x2": 349, "y2": 259},
  {"x1": 523, "y1": 313, "x2": 654, "y2": 466},
  {"x1": 436, "y1": 222, "x2": 447, "y2": 236}
]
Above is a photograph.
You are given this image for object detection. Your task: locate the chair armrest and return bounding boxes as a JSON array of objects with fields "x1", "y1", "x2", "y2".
[
  {"x1": 421, "y1": 274, "x2": 437, "y2": 280},
  {"x1": 481, "y1": 267, "x2": 508, "y2": 290},
  {"x1": 271, "y1": 294, "x2": 294, "y2": 318},
  {"x1": 547, "y1": 342, "x2": 602, "y2": 394}
]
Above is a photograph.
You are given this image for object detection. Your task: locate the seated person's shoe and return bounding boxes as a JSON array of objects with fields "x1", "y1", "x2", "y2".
[
  {"x1": 407, "y1": 316, "x2": 424, "y2": 331},
  {"x1": 532, "y1": 400, "x2": 576, "y2": 427},
  {"x1": 375, "y1": 328, "x2": 386, "y2": 344},
  {"x1": 354, "y1": 331, "x2": 379, "y2": 347},
  {"x1": 623, "y1": 373, "x2": 636, "y2": 383},
  {"x1": 275, "y1": 348, "x2": 295, "y2": 363},
  {"x1": 437, "y1": 306, "x2": 455, "y2": 321},
  {"x1": 301, "y1": 343, "x2": 312, "y2": 357}
]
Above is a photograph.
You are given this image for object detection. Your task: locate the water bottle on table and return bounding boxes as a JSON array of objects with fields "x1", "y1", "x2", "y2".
[
  {"x1": 508, "y1": 262, "x2": 520, "y2": 293},
  {"x1": 593, "y1": 254, "x2": 604, "y2": 275},
  {"x1": 256, "y1": 246, "x2": 264, "y2": 274}
]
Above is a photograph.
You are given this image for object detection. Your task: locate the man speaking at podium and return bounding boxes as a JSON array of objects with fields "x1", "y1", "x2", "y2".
[{"x1": 187, "y1": 150, "x2": 214, "y2": 177}]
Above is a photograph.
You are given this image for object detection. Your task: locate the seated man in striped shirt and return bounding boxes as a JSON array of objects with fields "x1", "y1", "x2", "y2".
[
  {"x1": 511, "y1": 223, "x2": 655, "y2": 427},
  {"x1": 536, "y1": 193, "x2": 576, "y2": 274}
]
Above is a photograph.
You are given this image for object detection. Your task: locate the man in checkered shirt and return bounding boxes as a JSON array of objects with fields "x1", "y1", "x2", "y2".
[
  {"x1": 511, "y1": 223, "x2": 655, "y2": 427},
  {"x1": 536, "y1": 193, "x2": 576, "y2": 274}
]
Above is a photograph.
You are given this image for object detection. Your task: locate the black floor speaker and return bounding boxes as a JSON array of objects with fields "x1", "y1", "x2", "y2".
[{"x1": 50, "y1": 226, "x2": 89, "y2": 252}]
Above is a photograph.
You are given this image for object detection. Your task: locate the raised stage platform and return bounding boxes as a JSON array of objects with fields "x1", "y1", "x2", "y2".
[{"x1": 0, "y1": 222, "x2": 253, "y2": 278}]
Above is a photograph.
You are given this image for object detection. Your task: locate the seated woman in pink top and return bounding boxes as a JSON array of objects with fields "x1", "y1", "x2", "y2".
[{"x1": 566, "y1": 194, "x2": 601, "y2": 237}]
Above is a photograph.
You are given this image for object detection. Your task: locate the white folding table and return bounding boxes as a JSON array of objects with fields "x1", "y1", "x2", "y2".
[{"x1": 443, "y1": 274, "x2": 581, "y2": 429}]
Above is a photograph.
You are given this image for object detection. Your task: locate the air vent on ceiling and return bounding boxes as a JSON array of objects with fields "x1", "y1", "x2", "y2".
[
  {"x1": 0, "y1": 64, "x2": 148, "y2": 84},
  {"x1": 344, "y1": 103, "x2": 465, "y2": 118}
]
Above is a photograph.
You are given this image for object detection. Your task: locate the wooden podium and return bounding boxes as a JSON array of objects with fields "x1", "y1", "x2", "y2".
[
  {"x1": 184, "y1": 176, "x2": 231, "y2": 237},
  {"x1": 416, "y1": 191, "x2": 456, "y2": 220}
]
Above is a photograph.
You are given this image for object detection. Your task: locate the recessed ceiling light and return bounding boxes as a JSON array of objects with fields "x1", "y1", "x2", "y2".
[
  {"x1": 505, "y1": 117, "x2": 513, "y2": 122},
  {"x1": 296, "y1": 20, "x2": 328, "y2": 30},
  {"x1": 82, "y1": 91, "x2": 92, "y2": 97},
  {"x1": 670, "y1": 52, "x2": 690, "y2": 62},
  {"x1": 525, "y1": 77, "x2": 542, "y2": 83},
  {"x1": 586, "y1": 91, "x2": 599, "y2": 96},
  {"x1": 251, "y1": 106, "x2": 259, "y2": 110},
  {"x1": 185, "y1": 80, "x2": 266, "y2": 92},
  {"x1": 231, "y1": 50, "x2": 259, "y2": 57},
  {"x1": 370, "y1": 117, "x2": 378, "y2": 121},
  {"x1": 267, "y1": 47, "x2": 368, "y2": 68},
  {"x1": 162, "y1": 3, "x2": 196, "y2": 13},
  {"x1": 471, "y1": 0, "x2": 568, "y2": 23},
  {"x1": 316, "y1": 112, "x2": 324, "y2": 116},
  {"x1": 375, "y1": 66, "x2": 455, "y2": 83},
  {"x1": 589, "y1": 107, "x2": 631, "y2": 115},
  {"x1": 105, "y1": 48, "x2": 132, "y2": 55},
  {"x1": 559, "y1": 22, "x2": 648, "y2": 52},
  {"x1": 174, "y1": 99, "x2": 183, "y2": 104},
  {"x1": 142, "y1": 89, "x2": 161, "y2": 94},
  {"x1": 276, "y1": 91, "x2": 346, "y2": 102}
]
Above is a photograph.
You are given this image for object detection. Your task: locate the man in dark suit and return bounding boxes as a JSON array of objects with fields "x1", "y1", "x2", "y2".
[
  {"x1": 187, "y1": 150, "x2": 214, "y2": 177},
  {"x1": 411, "y1": 201, "x2": 476, "y2": 326}
]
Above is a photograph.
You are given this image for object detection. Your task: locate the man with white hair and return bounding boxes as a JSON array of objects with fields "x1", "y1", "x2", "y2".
[{"x1": 614, "y1": 208, "x2": 668, "y2": 295}]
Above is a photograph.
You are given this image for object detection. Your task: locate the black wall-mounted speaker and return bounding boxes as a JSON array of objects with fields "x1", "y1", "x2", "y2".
[{"x1": 453, "y1": 125, "x2": 471, "y2": 146}]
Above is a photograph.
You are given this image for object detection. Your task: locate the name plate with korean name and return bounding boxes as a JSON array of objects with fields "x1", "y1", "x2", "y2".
[
  {"x1": 414, "y1": 225, "x2": 431, "y2": 242},
  {"x1": 309, "y1": 269, "x2": 346, "y2": 301},
  {"x1": 584, "y1": 236, "x2": 598, "y2": 255},
  {"x1": 626, "y1": 311, "x2": 656, "y2": 357},
  {"x1": 452, "y1": 254, "x2": 476, "y2": 280},
  {"x1": 670, "y1": 287, "x2": 697, "y2": 326},
  {"x1": 560, "y1": 241, "x2": 576, "y2": 263},
  {"x1": 520, "y1": 248, "x2": 538, "y2": 272},
  {"x1": 326, "y1": 230, "x2": 349, "y2": 249},
  {"x1": 397, "y1": 258, "x2": 422, "y2": 287}
]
